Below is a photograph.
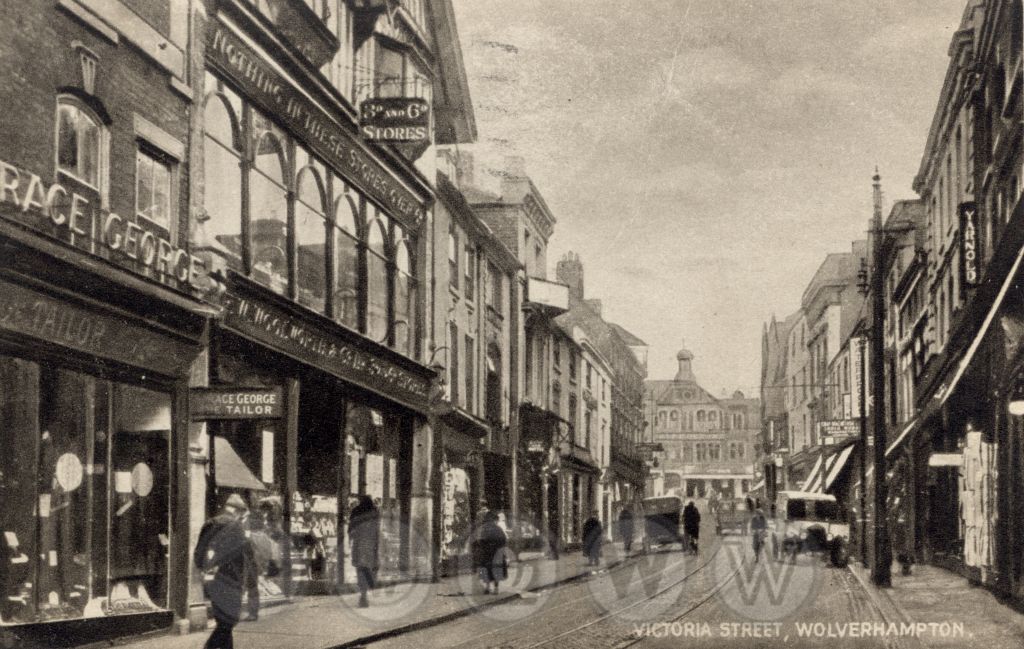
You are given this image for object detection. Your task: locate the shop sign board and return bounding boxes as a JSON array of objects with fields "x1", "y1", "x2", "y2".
[
  {"x1": 636, "y1": 442, "x2": 664, "y2": 462},
  {"x1": 360, "y1": 98, "x2": 431, "y2": 143},
  {"x1": 207, "y1": 21, "x2": 425, "y2": 229},
  {"x1": 817, "y1": 419, "x2": 859, "y2": 443},
  {"x1": 191, "y1": 387, "x2": 284, "y2": 419},
  {"x1": 0, "y1": 278, "x2": 195, "y2": 376},
  {"x1": 0, "y1": 157, "x2": 207, "y2": 290},
  {"x1": 960, "y1": 202, "x2": 979, "y2": 288},
  {"x1": 222, "y1": 292, "x2": 432, "y2": 412},
  {"x1": 928, "y1": 453, "x2": 964, "y2": 467}
]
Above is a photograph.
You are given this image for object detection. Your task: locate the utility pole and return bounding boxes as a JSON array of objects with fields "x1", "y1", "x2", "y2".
[
  {"x1": 856, "y1": 258, "x2": 869, "y2": 568},
  {"x1": 870, "y1": 169, "x2": 892, "y2": 587}
]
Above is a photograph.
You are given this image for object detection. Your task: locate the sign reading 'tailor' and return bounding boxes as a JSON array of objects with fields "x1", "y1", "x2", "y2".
[{"x1": 190, "y1": 387, "x2": 284, "y2": 419}]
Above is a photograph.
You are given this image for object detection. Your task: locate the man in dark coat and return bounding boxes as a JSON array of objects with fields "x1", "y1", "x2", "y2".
[
  {"x1": 682, "y1": 500, "x2": 701, "y2": 554},
  {"x1": 750, "y1": 508, "x2": 768, "y2": 562},
  {"x1": 474, "y1": 510, "x2": 508, "y2": 594},
  {"x1": 582, "y1": 511, "x2": 603, "y2": 567},
  {"x1": 194, "y1": 494, "x2": 252, "y2": 649},
  {"x1": 617, "y1": 508, "x2": 635, "y2": 553},
  {"x1": 349, "y1": 496, "x2": 380, "y2": 608}
]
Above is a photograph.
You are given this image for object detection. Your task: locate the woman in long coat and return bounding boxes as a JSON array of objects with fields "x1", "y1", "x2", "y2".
[
  {"x1": 682, "y1": 500, "x2": 701, "y2": 554},
  {"x1": 349, "y1": 496, "x2": 380, "y2": 608}
]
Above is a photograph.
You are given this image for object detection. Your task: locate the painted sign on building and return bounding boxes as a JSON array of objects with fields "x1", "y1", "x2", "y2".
[{"x1": 960, "y1": 202, "x2": 979, "y2": 288}]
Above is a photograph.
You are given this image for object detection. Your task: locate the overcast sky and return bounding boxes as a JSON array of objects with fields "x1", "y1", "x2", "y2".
[{"x1": 451, "y1": 0, "x2": 968, "y2": 395}]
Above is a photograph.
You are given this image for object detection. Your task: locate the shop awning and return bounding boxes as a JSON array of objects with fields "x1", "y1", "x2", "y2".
[
  {"x1": 824, "y1": 443, "x2": 856, "y2": 492},
  {"x1": 933, "y1": 242, "x2": 1024, "y2": 408},
  {"x1": 800, "y1": 454, "x2": 824, "y2": 492},
  {"x1": 214, "y1": 437, "x2": 266, "y2": 491}
]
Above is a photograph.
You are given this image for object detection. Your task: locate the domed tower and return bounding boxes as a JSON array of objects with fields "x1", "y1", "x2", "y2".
[{"x1": 674, "y1": 341, "x2": 697, "y2": 383}]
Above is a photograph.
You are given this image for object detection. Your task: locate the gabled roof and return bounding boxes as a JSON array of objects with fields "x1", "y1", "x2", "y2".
[{"x1": 608, "y1": 323, "x2": 647, "y2": 347}]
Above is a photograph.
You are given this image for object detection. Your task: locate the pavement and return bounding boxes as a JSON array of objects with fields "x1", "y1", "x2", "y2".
[
  {"x1": 848, "y1": 560, "x2": 1024, "y2": 649},
  {"x1": 104, "y1": 548, "x2": 634, "y2": 649}
]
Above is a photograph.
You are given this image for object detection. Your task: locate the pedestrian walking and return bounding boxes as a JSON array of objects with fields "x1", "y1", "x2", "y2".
[
  {"x1": 751, "y1": 508, "x2": 768, "y2": 563},
  {"x1": 194, "y1": 494, "x2": 252, "y2": 649},
  {"x1": 582, "y1": 511, "x2": 603, "y2": 566},
  {"x1": 473, "y1": 510, "x2": 509, "y2": 594},
  {"x1": 242, "y1": 508, "x2": 274, "y2": 621},
  {"x1": 617, "y1": 507, "x2": 635, "y2": 553},
  {"x1": 682, "y1": 500, "x2": 701, "y2": 554},
  {"x1": 349, "y1": 496, "x2": 380, "y2": 608}
]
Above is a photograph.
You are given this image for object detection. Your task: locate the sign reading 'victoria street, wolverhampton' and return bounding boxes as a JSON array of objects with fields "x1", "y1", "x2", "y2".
[{"x1": 191, "y1": 387, "x2": 283, "y2": 419}]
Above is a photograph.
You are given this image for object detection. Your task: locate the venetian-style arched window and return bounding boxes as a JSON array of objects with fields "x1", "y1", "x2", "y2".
[
  {"x1": 333, "y1": 185, "x2": 360, "y2": 330},
  {"x1": 394, "y1": 237, "x2": 415, "y2": 355},
  {"x1": 365, "y1": 209, "x2": 390, "y2": 342},
  {"x1": 201, "y1": 80, "x2": 243, "y2": 271},
  {"x1": 295, "y1": 149, "x2": 328, "y2": 313},
  {"x1": 249, "y1": 111, "x2": 289, "y2": 294}
]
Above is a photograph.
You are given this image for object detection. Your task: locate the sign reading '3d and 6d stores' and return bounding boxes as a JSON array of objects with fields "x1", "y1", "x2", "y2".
[
  {"x1": 0, "y1": 158, "x2": 207, "y2": 289},
  {"x1": 360, "y1": 98, "x2": 431, "y2": 143}
]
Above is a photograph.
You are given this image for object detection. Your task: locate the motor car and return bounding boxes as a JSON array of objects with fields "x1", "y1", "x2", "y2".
[
  {"x1": 770, "y1": 490, "x2": 849, "y2": 567},
  {"x1": 641, "y1": 495, "x2": 685, "y2": 551},
  {"x1": 714, "y1": 498, "x2": 750, "y2": 535}
]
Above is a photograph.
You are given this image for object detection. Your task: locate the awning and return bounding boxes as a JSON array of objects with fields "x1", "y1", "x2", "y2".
[
  {"x1": 214, "y1": 437, "x2": 266, "y2": 491},
  {"x1": 800, "y1": 454, "x2": 824, "y2": 492},
  {"x1": 934, "y1": 242, "x2": 1024, "y2": 407},
  {"x1": 824, "y1": 444, "x2": 856, "y2": 492}
]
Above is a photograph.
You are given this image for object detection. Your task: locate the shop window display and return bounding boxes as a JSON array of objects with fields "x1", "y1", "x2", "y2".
[{"x1": 0, "y1": 356, "x2": 171, "y2": 625}]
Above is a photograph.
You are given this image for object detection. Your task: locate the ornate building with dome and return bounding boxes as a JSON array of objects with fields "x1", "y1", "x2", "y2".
[{"x1": 643, "y1": 344, "x2": 760, "y2": 500}]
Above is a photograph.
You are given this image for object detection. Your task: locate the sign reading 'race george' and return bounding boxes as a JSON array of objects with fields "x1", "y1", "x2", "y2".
[{"x1": 190, "y1": 387, "x2": 283, "y2": 419}]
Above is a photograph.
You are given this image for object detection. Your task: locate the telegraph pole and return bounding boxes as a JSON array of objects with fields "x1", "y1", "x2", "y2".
[{"x1": 870, "y1": 170, "x2": 892, "y2": 587}]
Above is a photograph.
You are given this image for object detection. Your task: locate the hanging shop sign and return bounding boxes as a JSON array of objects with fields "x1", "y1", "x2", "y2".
[
  {"x1": 816, "y1": 419, "x2": 859, "y2": 443},
  {"x1": 928, "y1": 452, "x2": 964, "y2": 467},
  {"x1": 359, "y1": 98, "x2": 430, "y2": 143},
  {"x1": 0, "y1": 158, "x2": 207, "y2": 290},
  {"x1": 636, "y1": 442, "x2": 664, "y2": 463},
  {"x1": 221, "y1": 290, "x2": 432, "y2": 412},
  {"x1": 191, "y1": 387, "x2": 284, "y2": 419},
  {"x1": 206, "y1": 21, "x2": 425, "y2": 229},
  {"x1": 960, "y1": 202, "x2": 979, "y2": 288}
]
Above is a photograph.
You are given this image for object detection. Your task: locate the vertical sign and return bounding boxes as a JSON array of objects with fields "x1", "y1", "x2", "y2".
[
  {"x1": 960, "y1": 202, "x2": 979, "y2": 288},
  {"x1": 852, "y1": 337, "x2": 866, "y2": 419}
]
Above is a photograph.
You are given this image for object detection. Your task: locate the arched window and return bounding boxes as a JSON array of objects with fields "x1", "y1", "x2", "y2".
[
  {"x1": 201, "y1": 84, "x2": 243, "y2": 270},
  {"x1": 709, "y1": 410, "x2": 718, "y2": 422},
  {"x1": 333, "y1": 185, "x2": 360, "y2": 329},
  {"x1": 657, "y1": 410, "x2": 667, "y2": 426},
  {"x1": 365, "y1": 209, "x2": 390, "y2": 342},
  {"x1": 295, "y1": 150, "x2": 328, "y2": 313},
  {"x1": 669, "y1": 410, "x2": 679, "y2": 421},
  {"x1": 56, "y1": 96, "x2": 104, "y2": 190},
  {"x1": 394, "y1": 237, "x2": 415, "y2": 355},
  {"x1": 249, "y1": 111, "x2": 289, "y2": 294},
  {"x1": 697, "y1": 410, "x2": 706, "y2": 422}
]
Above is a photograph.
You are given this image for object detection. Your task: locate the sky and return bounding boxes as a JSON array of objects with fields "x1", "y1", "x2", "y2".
[{"x1": 450, "y1": 0, "x2": 969, "y2": 395}]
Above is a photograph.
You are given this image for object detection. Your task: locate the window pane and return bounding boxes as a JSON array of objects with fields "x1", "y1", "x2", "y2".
[
  {"x1": 57, "y1": 105, "x2": 78, "y2": 174},
  {"x1": 202, "y1": 135, "x2": 243, "y2": 271},
  {"x1": 296, "y1": 203, "x2": 327, "y2": 314},
  {"x1": 367, "y1": 251, "x2": 388, "y2": 341},
  {"x1": 334, "y1": 228, "x2": 359, "y2": 329},
  {"x1": 376, "y1": 45, "x2": 404, "y2": 98},
  {"x1": 151, "y1": 158, "x2": 171, "y2": 230},
  {"x1": 136, "y1": 151, "x2": 153, "y2": 218},
  {"x1": 250, "y1": 164, "x2": 289, "y2": 295},
  {"x1": 78, "y1": 116, "x2": 100, "y2": 187}
]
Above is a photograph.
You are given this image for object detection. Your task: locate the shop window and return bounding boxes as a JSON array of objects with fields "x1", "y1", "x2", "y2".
[
  {"x1": 250, "y1": 112, "x2": 290, "y2": 295},
  {"x1": 295, "y1": 155, "x2": 328, "y2": 314},
  {"x1": 394, "y1": 240, "x2": 415, "y2": 356},
  {"x1": 0, "y1": 356, "x2": 171, "y2": 625},
  {"x1": 135, "y1": 147, "x2": 173, "y2": 234},
  {"x1": 56, "y1": 97, "x2": 104, "y2": 191},
  {"x1": 366, "y1": 213, "x2": 390, "y2": 343},
  {"x1": 333, "y1": 188, "x2": 360, "y2": 330},
  {"x1": 201, "y1": 80, "x2": 244, "y2": 272}
]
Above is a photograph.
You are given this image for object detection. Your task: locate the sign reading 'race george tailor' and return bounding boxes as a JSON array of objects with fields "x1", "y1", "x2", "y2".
[
  {"x1": 206, "y1": 21, "x2": 425, "y2": 229},
  {"x1": 190, "y1": 387, "x2": 284, "y2": 419},
  {"x1": 221, "y1": 291, "x2": 432, "y2": 412}
]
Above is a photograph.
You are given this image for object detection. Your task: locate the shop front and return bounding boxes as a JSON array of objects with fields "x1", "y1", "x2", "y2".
[
  {"x1": 436, "y1": 410, "x2": 488, "y2": 575},
  {"x1": 0, "y1": 221, "x2": 210, "y2": 645}
]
